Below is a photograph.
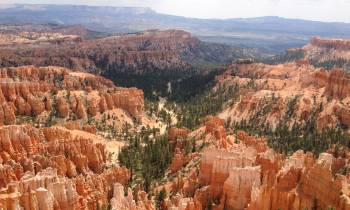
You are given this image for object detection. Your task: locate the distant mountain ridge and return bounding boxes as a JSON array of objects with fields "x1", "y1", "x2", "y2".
[{"x1": 1, "y1": 4, "x2": 350, "y2": 53}]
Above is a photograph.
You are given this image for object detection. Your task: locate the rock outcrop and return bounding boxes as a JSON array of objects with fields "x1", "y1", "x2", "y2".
[
  {"x1": 218, "y1": 62, "x2": 350, "y2": 133},
  {"x1": 0, "y1": 66, "x2": 144, "y2": 125},
  {"x1": 0, "y1": 29, "x2": 251, "y2": 81},
  {"x1": 310, "y1": 69, "x2": 350, "y2": 99},
  {"x1": 298, "y1": 37, "x2": 350, "y2": 72},
  {"x1": 110, "y1": 183, "x2": 154, "y2": 210},
  {"x1": 204, "y1": 116, "x2": 228, "y2": 148},
  {"x1": 166, "y1": 126, "x2": 350, "y2": 210},
  {"x1": 310, "y1": 37, "x2": 350, "y2": 51},
  {"x1": 0, "y1": 30, "x2": 197, "y2": 73},
  {"x1": 221, "y1": 166, "x2": 261, "y2": 210},
  {"x1": 0, "y1": 124, "x2": 131, "y2": 209},
  {"x1": 199, "y1": 145, "x2": 257, "y2": 200},
  {"x1": 248, "y1": 152, "x2": 350, "y2": 210},
  {"x1": 168, "y1": 127, "x2": 190, "y2": 142}
]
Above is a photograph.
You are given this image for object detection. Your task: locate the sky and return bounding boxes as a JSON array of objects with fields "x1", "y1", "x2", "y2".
[{"x1": 1, "y1": 0, "x2": 350, "y2": 23}]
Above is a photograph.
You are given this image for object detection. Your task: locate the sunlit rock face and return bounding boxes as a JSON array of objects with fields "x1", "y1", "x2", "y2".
[
  {"x1": 0, "y1": 30, "x2": 200, "y2": 73},
  {"x1": 310, "y1": 37, "x2": 350, "y2": 51},
  {"x1": 0, "y1": 124, "x2": 132, "y2": 210},
  {"x1": 216, "y1": 61, "x2": 350, "y2": 133},
  {"x1": 169, "y1": 126, "x2": 350, "y2": 210},
  {"x1": 0, "y1": 66, "x2": 144, "y2": 125},
  {"x1": 300, "y1": 37, "x2": 350, "y2": 72}
]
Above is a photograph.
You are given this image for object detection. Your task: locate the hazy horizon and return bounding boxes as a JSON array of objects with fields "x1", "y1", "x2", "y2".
[{"x1": 1, "y1": 0, "x2": 350, "y2": 23}]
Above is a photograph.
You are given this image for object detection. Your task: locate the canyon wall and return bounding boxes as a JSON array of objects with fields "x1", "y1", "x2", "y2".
[
  {"x1": 310, "y1": 37, "x2": 350, "y2": 51},
  {"x1": 0, "y1": 30, "x2": 195, "y2": 72},
  {"x1": 0, "y1": 125, "x2": 131, "y2": 210},
  {"x1": 0, "y1": 66, "x2": 144, "y2": 125},
  {"x1": 218, "y1": 63, "x2": 350, "y2": 132},
  {"x1": 0, "y1": 29, "x2": 249, "y2": 76}
]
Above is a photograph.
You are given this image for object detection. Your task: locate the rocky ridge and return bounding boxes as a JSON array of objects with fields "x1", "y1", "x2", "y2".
[
  {"x1": 0, "y1": 66, "x2": 144, "y2": 125},
  {"x1": 0, "y1": 29, "x2": 251, "y2": 74},
  {"x1": 274, "y1": 37, "x2": 350, "y2": 72},
  {"x1": 310, "y1": 37, "x2": 350, "y2": 51},
  {"x1": 216, "y1": 62, "x2": 350, "y2": 132}
]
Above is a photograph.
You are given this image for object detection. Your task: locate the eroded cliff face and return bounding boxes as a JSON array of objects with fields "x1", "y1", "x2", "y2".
[
  {"x1": 0, "y1": 63, "x2": 158, "y2": 210},
  {"x1": 164, "y1": 125, "x2": 350, "y2": 210},
  {"x1": 0, "y1": 124, "x2": 133, "y2": 210},
  {"x1": 217, "y1": 62, "x2": 350, "y2": 132},
  {"x1": 0, "y1": 29, "x2": 252, "y2": 78},
  {"x1": 110, "y1": 183, "x2": 154, "y2": 210},
  {"x1": 248, "y1": 152, "x2": 350, "y2": 210},
  {"x1": 310, "y1": 37, "x2": 350, "y2": 52},
  {"x1": 298, "y1": 37, "x2": 350, "y2": 71},
  {"x1": 0, "y1": 30, "x2": 196, "y2": 73},
  {"x1": 0, "y1": 66, "x2": 144, "y2": 125}
]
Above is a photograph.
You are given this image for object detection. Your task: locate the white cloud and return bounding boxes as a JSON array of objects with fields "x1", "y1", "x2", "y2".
[{"x1": 1, "y1": 0, "x2": 350, "y2": 22}]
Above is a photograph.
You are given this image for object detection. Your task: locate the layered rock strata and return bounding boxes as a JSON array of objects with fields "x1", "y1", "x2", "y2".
[
  {"x1": 0, "y1": 66, "x2": 144, "y2": 125},
  {"x1": 218, "y1": 63, "x2": 350, "y2": 132},
  {"x1": 172, "y1": 130, "x2": 350, "y2": 210},
  {"x1": 0, "y1": 124, "x2": 131, "y2": 209}
]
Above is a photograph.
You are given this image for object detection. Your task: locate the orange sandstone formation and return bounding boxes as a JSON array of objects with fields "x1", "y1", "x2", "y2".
[
  {"x1": 204, "y1": 116, "x2": 228, "y2": 148},
  {"x1": 300, "y1": 37, "x2": 350, "y2": 72},
  {"x1": 166, "y1": 128, "x2": 350, "y2": 210},
  {"x1": 168, "y1": 127, "x2": 190, "y2": 142},
  {"x1": 310, "y1": 37, "x2": 350, "y2": 51},
  {"x1": 0, "y1": 30, "x2": 201, "y2": 73},
  {"x1": 217, "y1": 62, "x2": 350, "y2": 132},
  {"x1": 0, "y1": 66, "x2": 144, "y2": 125},
  {"x1": 0, "y1": 124, "x2": 131, "y2": 209}
]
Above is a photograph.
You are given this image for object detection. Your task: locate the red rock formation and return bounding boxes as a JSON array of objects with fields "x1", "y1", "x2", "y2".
[
  {"x1": 0, "y1": 30, "x2": 203, "y2": 74},
  {"x1": 217, "y1": 62, "x2": 350, "y2": 133},
  {"x1": 170, "y1": 148, "x2": 187, "y2": 173},
  {"x1": 237, "y1": 130, "x2": 268, "y2": 153},
  {"x1": 177, "y1": 129, "x2": 350, "y2": 210},
  {"x1": 204, "y1": 116, "x2": 228, "y2": 148},
  {"x1": 220, "y1": 166, "x2": 261, "y2": 210},
  {"x1": 247, "y1": 152, "x2": 350, "y2": 210},
  {"x1": 326, "y1": 69, "x2": 350, "y2": 99},
  {"x1": 0, "y1": 124, "x2": 131, "y2": 209},
  {"x1": 170, "y1": 148, "x2": 198, "y2": 173},
  {"x1": 0, "y1": 66, "x2": 144, "y2": 124},
  {"x1": 311, "y1": 37, "x2": 350, "y2": 51},
  {"x1": 310, "y1": 69, "x2": 350, "y2": 99},
  {"x1": 56, "y1": 97, "x2": 69, "y2": 118},
  {"x1": 294, "y1": 37, "x2": 350, "y2": 78},
  {"x1": 110, "y1": 183, "x2": 137, "y2": 210},
  {"x1": 110, "y1": 183, "x2": 154, "y2": 210},
  {"x1": 199, "y1": 145, "x2": 257, "y2": 200},
  {"x1": 339, "y1": 108, "x2": 350, "y2": 128},
  {"x1": 168, "y1": 127, "x2": 190, "y2": 142},
  {"x1": 296, "y1": 59, "x2": 310, "y2": 66}
]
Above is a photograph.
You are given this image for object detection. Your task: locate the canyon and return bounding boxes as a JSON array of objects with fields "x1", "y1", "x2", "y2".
[
  {"x1": 0, "y1": 65, "x2": 159, "y2": 210},
  {"x1": 0, "y1": 20, "x2": 350, "y2": 210},
  {"x1": 0, "y1": 27, "x2": 255, "y2": 99},
  {"x1": 0, "y1": 65, "x2": 154, "y2": 209}
]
